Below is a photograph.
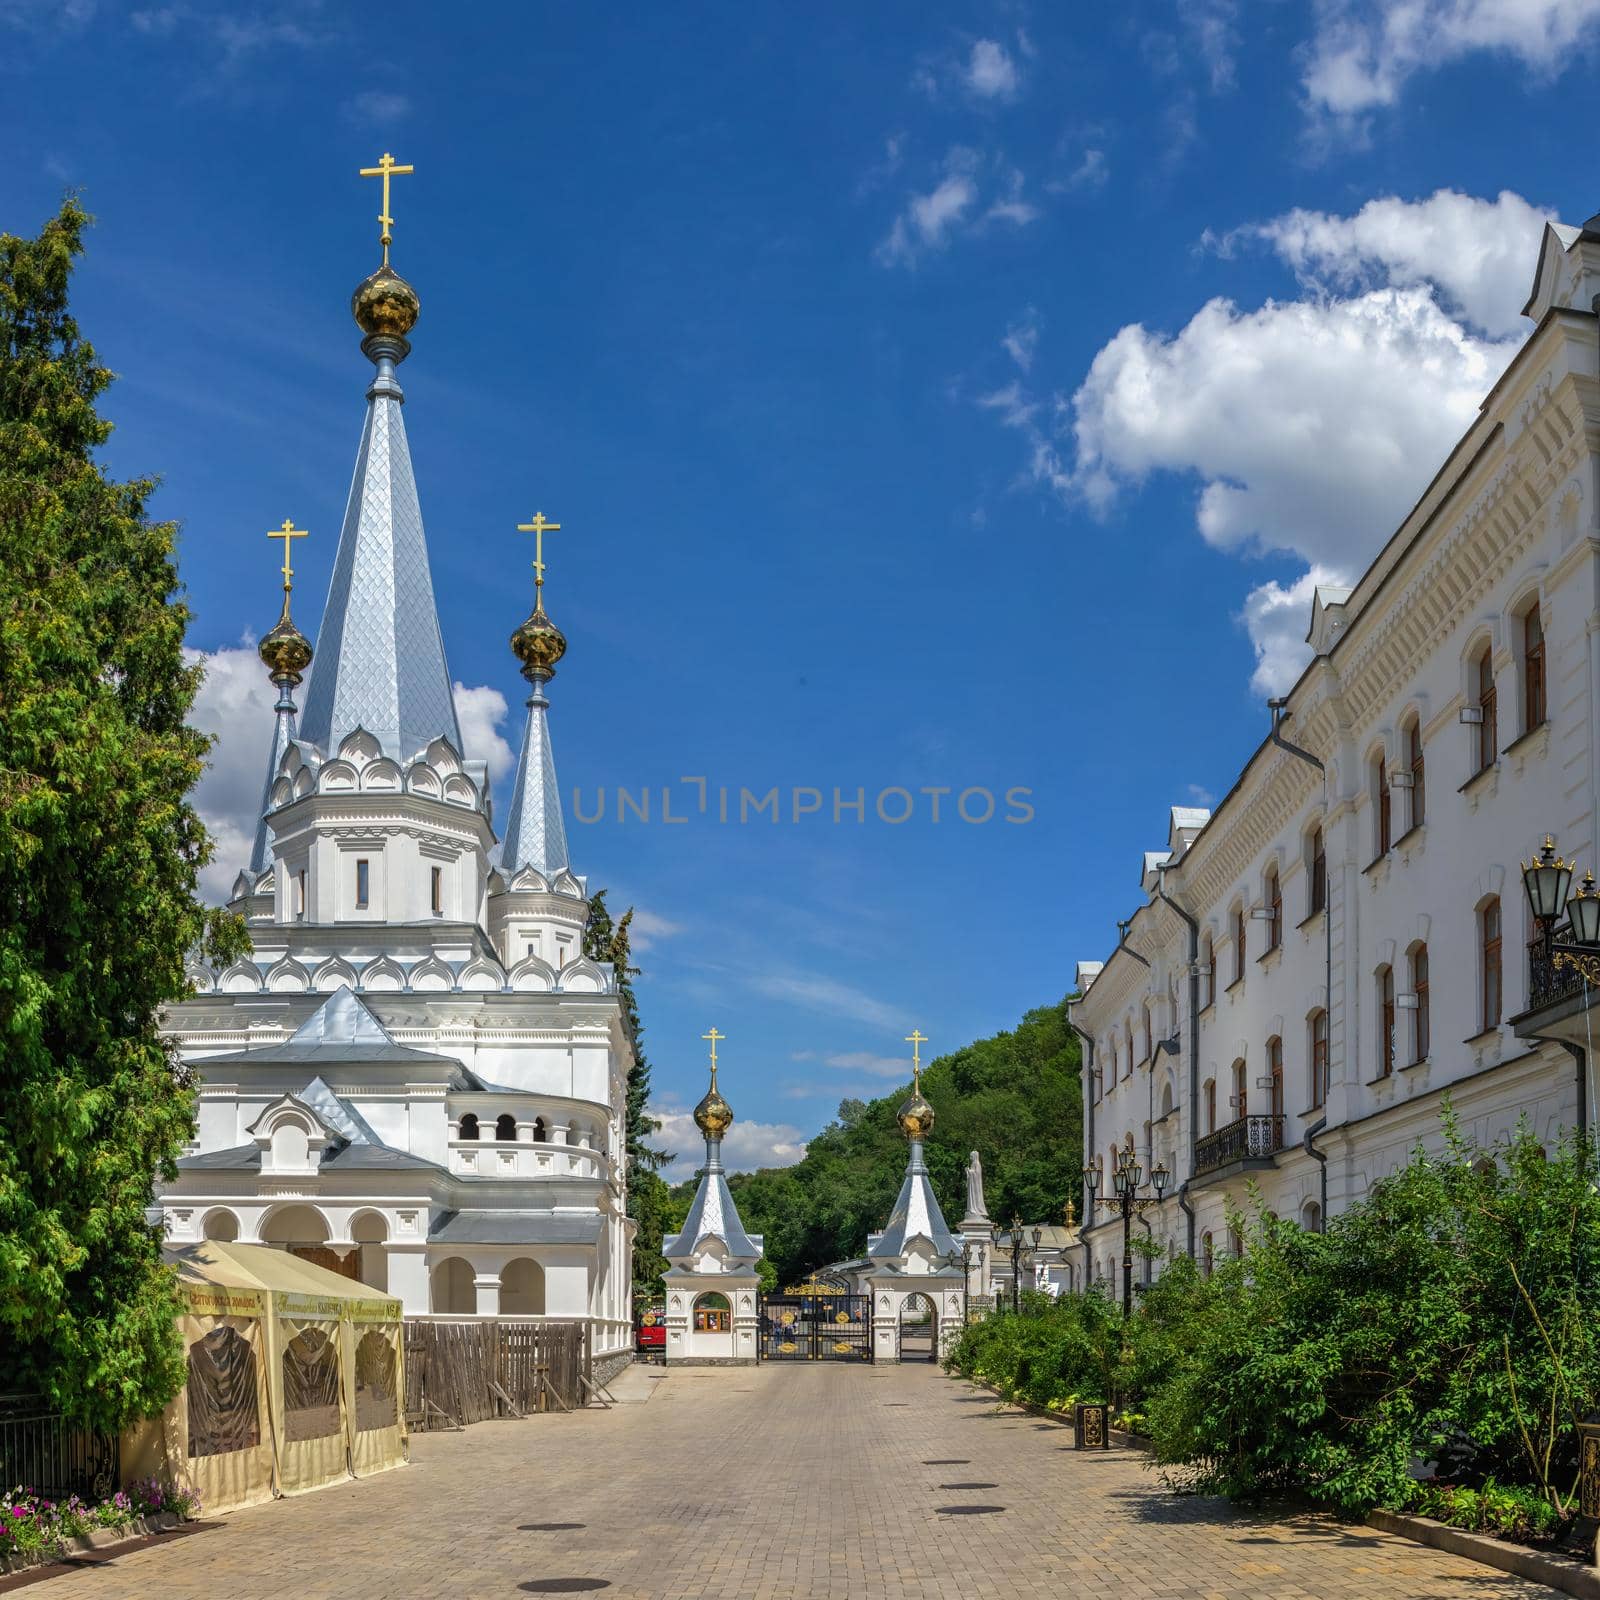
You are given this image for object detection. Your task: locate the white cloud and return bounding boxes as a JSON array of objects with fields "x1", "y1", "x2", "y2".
[
  {"x1": 965, "y1": 37, "x2": 1019, "y2": 99},
  {"x1": 186, "y1": 643, "x2": 277, "y2": 902},
  {"x1": 1234, "y1": 188, "x2": 1552, "y2": 338},
  {"x1": 1304, "y1": 0, "x2": 1600, "y2": 117},
  {"x1": 651, "y1": 1106, "x2": 807, "y2": 1176},
  {"x1": 981, "y1": 189, "x2": 1546, "y2": 698},
  {"x1": 1002, "y1": 308, "x2": 1040, "y2": 372},
  {"x1": 1185, "y1": 782, "x2": 1216, "y2": 806},
  {"x1": 451, "y1": 681, "x2": 515, "y2": 783},
  {"x1": 1068, "y1": 286, "x2": 1519, "y2": 571},
  {"x1": 1237, "y1": 568, "x2": 1345, "y2": 696},
  {"x1": 876, "y1": 148, "x2": 1038, "y2": 267},
  {"x1": 747, "y1": 971, "x2": 914, "y2": 1031},
  {"x1": 344, "y1": 90, "x2": 411, "y2": 125}
]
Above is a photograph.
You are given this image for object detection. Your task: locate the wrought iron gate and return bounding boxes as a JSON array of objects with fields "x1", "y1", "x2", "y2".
[{"x1": 758, "y1": 1281, "x2": 873, "y2": 1363}]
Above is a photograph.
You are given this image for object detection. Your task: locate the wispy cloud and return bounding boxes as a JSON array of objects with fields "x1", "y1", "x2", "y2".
[
  {"x1": 747, "y1": 970, "x2": 914, "y2": 1032},
  {"x1": 1002, "y1": 308, "x2": 1040, "y2": 372},
  {"x1": 964, "y1": 37, "x2": 1020, "y2": 100},
  {"x1": 876, "y1": 147, "x2": 1039, "y2": 267},
  {"x1": 819, "y1": 1051, "x2": 908, "y2": 1078},
  {"x1": 344, "y1": 89, "x2": 411, "y2": 125}
]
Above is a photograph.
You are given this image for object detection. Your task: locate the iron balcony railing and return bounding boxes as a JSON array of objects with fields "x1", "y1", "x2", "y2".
[
  {"x1": 1194, "y1": 1113, "x2": 1284, "y2": 1176},
  {"x1": 0, "y1": 1394, "x2": 121, "y2": 1500},
  {"x1": 1527, "y1": 925, "x2": 1588, "y2": 1012}
]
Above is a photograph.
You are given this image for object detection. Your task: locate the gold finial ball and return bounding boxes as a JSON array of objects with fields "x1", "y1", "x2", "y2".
[
  {"x1": 897, "y1": 1086, "x2": 935, "y2": 1140},
  {"x1": 259, "y1": 609, "x2": 313, "y2": 681},
  {"x1": 511, "y1": 606, "x2": 567, "y2": 678},
  {"x1": 694, "y1": 1082, "x2": 734, "y2": 1138},
  {"x1": 352, "y1": 264, "x2": 420, "y2": 338}
]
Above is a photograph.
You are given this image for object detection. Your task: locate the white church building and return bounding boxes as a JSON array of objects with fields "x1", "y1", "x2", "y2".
[
  {"x1": 1072, "y1": 209, "x2": 1600, "y2": 1307},
  {"x1": 155, "y1": 239, "x2": 634, "y2": 1359}
]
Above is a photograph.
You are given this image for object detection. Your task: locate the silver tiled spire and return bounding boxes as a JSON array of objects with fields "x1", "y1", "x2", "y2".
[
  {"x1": 298, "y1": 327, "x2": 461, "y2": 764},
  {"x1": 249, "y1": 680, "x2": 299, "y2": 875},
  {"x1": 868, "y1": 1139, "x2": 960, "y2": 1261},
  {"x1": 499, "y1": 675, "x2": 570, "y2": 876},
  {"x1": 664, "y1": 1130, "x2": 763, "y2": 1263}
]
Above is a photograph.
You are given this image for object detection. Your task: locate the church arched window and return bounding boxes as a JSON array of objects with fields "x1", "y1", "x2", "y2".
[
  {"x1": 532, "y1": 1116, "x2": 548, "y2": 1143},
  {"x1": 458, "y1": 1113, "x2": 479, "y2": 1142},
  {"x1": 495, "y1": 1113, "x2": 517, "y2": 1142}
]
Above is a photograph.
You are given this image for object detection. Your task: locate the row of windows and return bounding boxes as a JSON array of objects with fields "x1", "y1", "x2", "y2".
[{"x1": 1100, "y1": 898, "x2": 1505, "y2": 1112}]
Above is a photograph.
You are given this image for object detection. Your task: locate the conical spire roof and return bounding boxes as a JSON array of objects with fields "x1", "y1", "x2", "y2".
[
  {"x1": 499, "y1": 674, "x2": 569, "y2": 876},
  {"x1": 298, "y1": 299, "x2": 460, "y2": 765}
]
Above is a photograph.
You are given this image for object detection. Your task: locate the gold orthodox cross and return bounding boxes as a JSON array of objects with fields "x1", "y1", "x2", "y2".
[
  {"x1": 702, "y1": 1026, "x2": 725, "y2": 1078},
  {"x1": 268, "y1": 518, "x2": 308, "y2": 592},
  {"x1": 905, "y1": 1029, "x2": 928, "y2": 1087},
  {"x1": 359, "y1": 151, "x2": 414, "y2": 265},
  {"x1": 517, "y1": 512, "x2": 561, "y2": 603}
]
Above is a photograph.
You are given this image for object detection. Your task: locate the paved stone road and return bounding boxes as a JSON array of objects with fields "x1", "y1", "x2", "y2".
[{"x1": 28, "y1": 1364, "x2": 1557, "y2": 1598}]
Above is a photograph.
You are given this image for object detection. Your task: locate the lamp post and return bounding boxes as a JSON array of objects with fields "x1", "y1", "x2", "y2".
[
  {"x1": 990, "y1": 1217, "x2": 1042, "y2": 1314},
  {"x1": 1083, "y1": 1149, "x2": 1169, "y2": 1318}
]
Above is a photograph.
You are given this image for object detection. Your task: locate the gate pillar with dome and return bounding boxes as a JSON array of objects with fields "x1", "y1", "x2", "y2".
[{"x1": 660, "y1": 1030, "x2": 763, "y2": 1364}]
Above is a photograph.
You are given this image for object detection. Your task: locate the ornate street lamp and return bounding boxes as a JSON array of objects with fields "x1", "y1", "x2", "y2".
[
  {"x1": 1084, "y1": 1149, "x2": 1169, "y2": 1317},
  {"x1": 944, "y1": 1244, "x2": 973, "y2": 1325},
  {"x1": 1522, "y1": 835, "x2": 1600, "y2": 995},
  {"x1": 990, "y1": 1217, "x2": 1042, "y2": 1314}
]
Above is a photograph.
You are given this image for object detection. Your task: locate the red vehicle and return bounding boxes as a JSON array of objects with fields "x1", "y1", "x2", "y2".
[{"x1": 635, "y1": 1306, "x2": 666, "y2": 1362}]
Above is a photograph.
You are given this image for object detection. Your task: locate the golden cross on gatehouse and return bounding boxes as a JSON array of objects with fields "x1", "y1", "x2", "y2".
[
  {"x1": 268, "y1": 518, "x2": 308, "y2": 593},
  {"x1": 358, "y1": 151, "x2": 414, "y2": 266},
  {"x1": 702, "y1": 1026, "x2": 725, "y2": 1080},
  {"x1": 516, "y1": 512, "x2": 562, "y2": 606},
  {"x1": 905, "y1": 1029, "x2": 928, "y2": 1088}
]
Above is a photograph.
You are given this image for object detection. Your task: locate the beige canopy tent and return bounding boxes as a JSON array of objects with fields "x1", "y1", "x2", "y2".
[{"x1": 123, "y1": 1241, "x2": 406, "y2": 1514}]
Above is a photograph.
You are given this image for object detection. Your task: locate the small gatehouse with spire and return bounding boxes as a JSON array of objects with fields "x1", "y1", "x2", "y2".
[{"x1": 661, "y1": 1030, "x2": 764, "y2": 1363}]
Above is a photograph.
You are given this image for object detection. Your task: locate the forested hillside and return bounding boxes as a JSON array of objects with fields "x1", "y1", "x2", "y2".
[{"x1": 659, "y1": 996, "x2": 1083, "y2": 1292}]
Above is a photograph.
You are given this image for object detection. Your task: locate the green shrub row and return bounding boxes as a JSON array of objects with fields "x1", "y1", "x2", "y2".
[{"x1": 946, "y1": 1115, "x2": 1600, "y2": 1540}]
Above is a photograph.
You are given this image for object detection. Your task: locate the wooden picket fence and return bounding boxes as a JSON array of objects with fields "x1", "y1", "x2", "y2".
[{"x1": 403, "y1": 1319, "x2": 590, "y2": 1431}]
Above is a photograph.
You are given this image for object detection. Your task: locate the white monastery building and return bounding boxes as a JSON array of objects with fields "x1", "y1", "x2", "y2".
[
  {"x1": 1072, "y1": 210, "x2": 1600, "y2": 1304},
  {"x1": 154, "y1": 239, "x2": 634, "y2": 1358}
]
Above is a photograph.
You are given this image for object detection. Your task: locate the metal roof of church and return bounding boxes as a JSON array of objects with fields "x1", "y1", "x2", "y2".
[{"x1": 297, "y1": 304, "x2": 461, "y2": 765}]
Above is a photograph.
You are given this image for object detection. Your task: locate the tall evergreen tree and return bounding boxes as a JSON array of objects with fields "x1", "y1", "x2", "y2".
[
  {"x1": 583, "y1": 889, "x2": 670, "y2": 1297},
  {"x1": 0, "y1": 201, "x2": 244, "y2": 1426}
]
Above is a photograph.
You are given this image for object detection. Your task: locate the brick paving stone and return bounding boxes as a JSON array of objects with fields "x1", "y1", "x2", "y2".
[{"x1": 32, "y1": 1364, "x2": 1557, "y2": 1598}]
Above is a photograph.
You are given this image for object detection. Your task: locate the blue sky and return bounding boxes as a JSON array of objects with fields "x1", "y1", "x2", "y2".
[{"x1": 4, "y1": 0, "x2": 1597, "y2": 1172}]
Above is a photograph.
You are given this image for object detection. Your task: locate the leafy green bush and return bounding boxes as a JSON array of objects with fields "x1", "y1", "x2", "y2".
[
  {"x1": 1412, "y1": 1480, "x2": 1570, "y2": 1544},
  {"x1": 949, "y1": 1115, "x2": 1600, "y2": 1531}
]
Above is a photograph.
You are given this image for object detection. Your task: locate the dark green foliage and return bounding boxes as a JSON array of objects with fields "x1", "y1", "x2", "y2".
[
  {"x1": 728, "y1": 997, "x2": 1082, "y2": 1287},
  {"x1": 947, "y1": 1114, "x2": 1600, "y2": 1529},
  {"x1": 0, "y1": 200, "x2": 245, "y2": 1426}
]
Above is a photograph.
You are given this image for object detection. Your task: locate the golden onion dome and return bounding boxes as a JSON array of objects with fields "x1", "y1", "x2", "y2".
[
  {"x1": 351, "y1": 263, "x2": 420, "y2": 339},
  {"x1": 897, "y1": 1084, "x2": 935, "y2": 1140},
  {"x1": 259, "y1": 603, "x2": 313, "y2": 682},
  {"x1": 511, "y1": 603, "x2": 567, "y2": 679},
  {"x1": 693, "y1": 1078, "x2": 734, "y2": 1138}
]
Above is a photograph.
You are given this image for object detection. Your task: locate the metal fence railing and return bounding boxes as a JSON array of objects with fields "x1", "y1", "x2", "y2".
[{"x1": 0, "y1": 1394, "x2": 121, "y2": 1500}]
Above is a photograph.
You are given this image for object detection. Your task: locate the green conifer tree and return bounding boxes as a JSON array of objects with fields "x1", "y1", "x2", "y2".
[{"x1": 0, "y1": 201, "x2": 244, "y2": 1426}]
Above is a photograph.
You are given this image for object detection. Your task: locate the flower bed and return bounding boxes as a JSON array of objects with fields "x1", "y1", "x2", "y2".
[{"x1": 1, "y1": 1478, "x2": 200, "y2": 1568}]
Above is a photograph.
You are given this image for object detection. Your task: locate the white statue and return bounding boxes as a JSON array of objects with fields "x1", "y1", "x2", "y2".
[{"x1": 964, "y1": 1150, "x2": 988, "y2": 1219}]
